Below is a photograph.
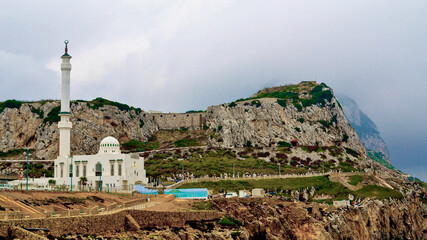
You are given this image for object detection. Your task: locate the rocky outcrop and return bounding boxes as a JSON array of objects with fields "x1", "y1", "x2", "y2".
[
  {"x1": 206, "y1": 83, "x2": 367, "y2": 157},
  {"x1": 0, "y1": 101, "x2": 157, "y2": 160},
  {"x1": 337, "y1": 94, "x2": 391, "y2": 163},
  {"x1": 212, "y1": 197, "x2": 427, "y2": 240}
]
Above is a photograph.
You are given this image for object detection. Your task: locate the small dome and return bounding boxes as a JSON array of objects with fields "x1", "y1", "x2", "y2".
[{"x1": 98, "y1": 136, "x2": 121, "y2": 154}]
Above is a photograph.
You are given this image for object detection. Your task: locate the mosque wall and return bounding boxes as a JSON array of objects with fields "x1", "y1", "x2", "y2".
[{"x1": 147, "y1": 112, "x2": 206, "y2": 131}]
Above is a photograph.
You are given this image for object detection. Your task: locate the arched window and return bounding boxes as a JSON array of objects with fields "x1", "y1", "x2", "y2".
[{"x1": 95, "y1": 163, "x2": 102, "y2": 176}]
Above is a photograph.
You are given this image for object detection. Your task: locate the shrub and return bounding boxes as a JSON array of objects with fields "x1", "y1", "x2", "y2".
[
  {"x1": 251, "y1": 100, "x2": 261, "y2": 107},
  {"x1": 301, "y1": 146, "x2": 311, "y2": 153},
  {"x1": 31, "y1": 107, "x2": 44, "y2": 118},
  {"x1": 0, "y1": 99, "x2": 22, "y2": 113},
  {"x1": 298, "y1": 118, "x2": 305, "y2": 123},
  {"x1": 277, "y1": 99, "x2": 287, "y2": 108},
  {"x1": 218, "y1": 216, "x2": 241, "y2": 226},
  {"x1": 217, "y1": 126, "x2": 223, "y2": 132},
  {"x1": 228, "y1": 102, "x2": 237, "y2": 108},
  {"x1": 43, "y1": 106, "x2": 61, "y2": 123},
  {"x1": 139, "y1": 119, "x2": 145, "y2": 128},
  {"x1": 293, "y1": 101, "x2": 303, "y2": 112},
  {"x1": 174, "y1": 138, "x2": 199, "y2": 147},
  {"x1": 345, "y1": 148, "x2": 359, "y2": 158},
  {"x1": 295, "y1": 127, "x2": 301, "y2": 132},
  {"x1": 245, "y1": 141, "x2": 253, "y2": 148},
  {"x1": 306, "y1": 146, "x2": 319, "y2": 152},
  {"x1": 342, "y1": 134, "x2": 349, "y2": 142},
  {"x1": 278, "y1": 141, "x2": 291, "y2": 148},
  {"x1": 186, "y1": 110, "x2": 205, "y2": 113}
]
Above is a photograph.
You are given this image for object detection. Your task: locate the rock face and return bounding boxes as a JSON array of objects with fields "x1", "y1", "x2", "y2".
[
  {"x1": 212, "y1": 197, "x2": 427, "y2": 240},
  {"x1": 337, "y1": 94, "x2": 391, "y2": 163},
  {"x1": 0, "y1": 101, "x2": 157, "y2": 160},
  {"x1": 206, "y1": 82, "x2": 367, "y2": 157}
]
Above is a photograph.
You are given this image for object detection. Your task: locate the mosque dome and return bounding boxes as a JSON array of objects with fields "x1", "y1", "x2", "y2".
[{"x1": 98, "y1": 136, "x2": 121, "y2": 154}]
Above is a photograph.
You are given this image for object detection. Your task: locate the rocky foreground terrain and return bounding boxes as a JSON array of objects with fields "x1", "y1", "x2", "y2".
[{"x1": 46, "y1": 194, "x2": 426, "y2": 240}]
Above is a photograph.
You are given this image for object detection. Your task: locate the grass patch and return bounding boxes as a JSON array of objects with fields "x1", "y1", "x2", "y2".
[
  {"x1": 354, "y1": 185, "x2": 403, "y2": 200},
  {"x1": 218, "y1": 216, "x2": 241, "y2": 226},
  {"x1": 86, "y1": 97, "x2": 142, "y2": 113},
  {"x1": 174, "y1": 138, "x2": 200, "y2": 147},
  {"x1": 192, "y1": 201, "x2": 214, "y2": 210},
  {"x1": 368, "y1": 151, "x2": 395, "y2": 170},
  {"x1": 122, "y1": 139, "x2": 159, "y2": 151},
  {"x1": 348, "y1": 175, "x2": 363, "y2": 186}
]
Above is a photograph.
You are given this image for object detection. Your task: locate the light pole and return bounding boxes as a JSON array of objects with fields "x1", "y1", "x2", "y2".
[
  {"x1": 70, "y1": 156, "x2": 73, "y2": 192},
  {"x1": 278, "y1": 163, "x2": 281, "y2": 176},
  {"x1": 98, "y1": 162, "x2": 102, "y2": 192},
  {"x1": 24, "y1": 147, "x2": 29, "y2": 190}
]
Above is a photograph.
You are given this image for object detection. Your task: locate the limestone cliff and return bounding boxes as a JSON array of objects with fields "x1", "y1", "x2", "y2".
[
  {"x1": 0, "y1": 100, "x2": 157, "y2": 160},
  {"x1": 206, "y1": 82, "x2": 367, "y2": 157},
  {"x1": 336, "y1": 94, "x2": 392, "y2": 165}
]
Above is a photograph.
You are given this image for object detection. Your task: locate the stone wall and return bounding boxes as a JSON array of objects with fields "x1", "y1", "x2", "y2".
[
  {"x1": 148, "y1": 112, "x2": 206, "y2": 131},
  {"x1": 0, "y1": 209, "x2": 222, "y2": 237}
]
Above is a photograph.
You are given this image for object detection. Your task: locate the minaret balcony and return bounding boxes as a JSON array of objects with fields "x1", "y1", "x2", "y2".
[
  {"x1": 58, "y1": 121, "x2": 72, "y2": 129},
  {"x1": 59, "y1": 112, "x2": 71, "y2": 116}
]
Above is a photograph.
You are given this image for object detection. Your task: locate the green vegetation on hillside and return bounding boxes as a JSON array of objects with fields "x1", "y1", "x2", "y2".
[
  {"x1": 231, "y1": 82, "x2": 336, "y2": 112},
  {"x1": 348, "y1": 175, "x2": 363, "y2": 186},
  {"x1": 145, "y1": 146, "x2": 361, "y2": 178},
  {"x1": 43, "y1": 106, "x2": 61, "y2": 123},
  {"x1": 368, "y1": 151, "x2": 395, "y2": 170},
  {"x1": 186, "y1": 110, "x2": 206, "y2": 113},
  {"x1": 180, "y1": 176, "x2": 403, "y2": 202},
  {"x1": 28, "y1": 163, "x2": 54, "y2": 178},
  {"x1": 0, "y1": 149, "x2": 27, "y2": 158},
  {"x1": 86, "y1": 97, "x2": 141, "y2": 113},
  {"x1": 31, "y1": 107, "x2": 44, "y2": 119},
  {"x1": 174, "y1": 138, "x2": 200, "y2": 147},
  {"x1": 122, "y1": 139, "x2": 159, "y2": 151},
  {"x1": 0, "y1": 99, "x2": 22, "y2": 113},
  {"x1": 354, "y1": 185, "x2": 403, "y2": 200}
]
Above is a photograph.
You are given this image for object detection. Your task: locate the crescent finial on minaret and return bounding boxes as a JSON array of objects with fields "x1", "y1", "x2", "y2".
[{"x1": 64, "y1": 40, "x2": 69, "y2": 54}]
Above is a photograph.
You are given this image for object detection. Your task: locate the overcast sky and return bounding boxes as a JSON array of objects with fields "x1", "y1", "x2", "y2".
[{"x1": 1, "y1": 1, "x2": 426, "y2": 180}]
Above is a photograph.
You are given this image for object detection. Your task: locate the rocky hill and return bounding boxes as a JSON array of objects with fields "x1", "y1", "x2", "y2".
[
  {"x1": 206, "y1": 81, "x2": 366, "y2": 157},
  {"x1": 0, "y1": 81, "x2": 367, "y2": 162},
  {"x1": 336, "y1": 94, "x2": 393, "y2": 168},
  {"x1": 0, "y1": 98, "x2": 157, "y2": 160}
]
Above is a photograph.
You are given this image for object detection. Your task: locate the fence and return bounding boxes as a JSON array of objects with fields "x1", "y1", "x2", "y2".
[
  {"x1": 0, "y1": 197, "x2": 150, "y2": 221},
  {"x1": 180, "y1": 171, "x2": 338, "y2": 184}
]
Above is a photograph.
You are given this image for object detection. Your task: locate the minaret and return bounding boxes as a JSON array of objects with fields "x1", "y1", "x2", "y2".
[{"x1": 58, "y1": 40, "x2": 72, "y2": 157}]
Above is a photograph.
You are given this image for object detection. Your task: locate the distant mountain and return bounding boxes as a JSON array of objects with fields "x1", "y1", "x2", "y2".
[{"x1": 336, "y1": 94, "x2": 394, "y2": 169}]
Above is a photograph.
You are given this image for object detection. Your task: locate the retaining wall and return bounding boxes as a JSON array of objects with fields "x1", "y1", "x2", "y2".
[
  {"x1": 148, "y1": 112, "x2": 206, "y2": 130},
  {"x1": 0, "y1": 209, "x2": 221, "y2": 236}
]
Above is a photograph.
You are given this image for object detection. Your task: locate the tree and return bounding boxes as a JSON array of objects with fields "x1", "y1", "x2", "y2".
[
  {"x1": 48, "y1": 179, "x2": 56, "y2": 190},
  {"x1": 80, "y1": 176, "x2": 88, "y2": 191}
]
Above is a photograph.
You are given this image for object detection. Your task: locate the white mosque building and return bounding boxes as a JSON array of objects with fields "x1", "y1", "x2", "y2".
[{"x1": 53, "y1": 41, "x2": 148, "y2": 191}]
